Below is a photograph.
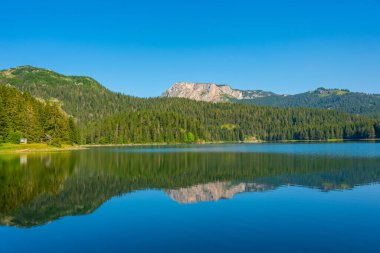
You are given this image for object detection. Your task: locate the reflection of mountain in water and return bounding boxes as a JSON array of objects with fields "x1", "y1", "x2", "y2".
[
  {"x1": 1, "y1": 149, "x2": 380, "y2": 227},
  {"x1": 167, "y1": 182, "x2": 271, "y2": 203}
]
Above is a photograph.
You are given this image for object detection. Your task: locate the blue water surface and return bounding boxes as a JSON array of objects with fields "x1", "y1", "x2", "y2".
[{"x1": 1, "y1": 143, "x2": 380, "y2": 253}]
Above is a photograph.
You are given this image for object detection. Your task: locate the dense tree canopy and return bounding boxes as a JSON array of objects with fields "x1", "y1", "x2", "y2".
[{"x1": 84, "y1": 99, "x2": 380, "y2": 143}]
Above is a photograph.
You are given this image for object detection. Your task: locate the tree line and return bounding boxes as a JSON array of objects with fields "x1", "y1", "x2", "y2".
[{"x1": 0, "y1": 85, "x2": 79, "y2": 145}]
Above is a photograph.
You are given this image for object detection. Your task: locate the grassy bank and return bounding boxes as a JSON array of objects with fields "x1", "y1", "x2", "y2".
[{"x1": 0, "y1": 143, "x2": 85, "y2": 154}]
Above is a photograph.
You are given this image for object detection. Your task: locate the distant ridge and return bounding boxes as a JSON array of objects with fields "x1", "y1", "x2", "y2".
[{"x1": 162, "y1": 82, "x2": 380, "y2": 118}]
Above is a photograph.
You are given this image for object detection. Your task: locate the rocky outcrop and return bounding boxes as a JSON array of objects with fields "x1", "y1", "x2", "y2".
[
  {"x1": 161, "y1": 82, "x2": 275, "y2": 102},
  {"x1": 166, "y1": 181, "x2": 272, "y2": 204}
]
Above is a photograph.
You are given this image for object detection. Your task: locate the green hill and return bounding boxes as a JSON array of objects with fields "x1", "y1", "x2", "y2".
[{"x1": 0, "y1": 66, "x2": 137, "y2": 123}]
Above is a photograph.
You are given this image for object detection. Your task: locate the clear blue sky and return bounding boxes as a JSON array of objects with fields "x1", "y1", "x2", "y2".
[{"x1": 1, "y1": 0, "x2": 379, "y2": 97}]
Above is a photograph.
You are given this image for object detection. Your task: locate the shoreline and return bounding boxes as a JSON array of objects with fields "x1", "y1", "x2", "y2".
[{"x1": 0, "y1": 139, "x2": 379, "y2": 154}]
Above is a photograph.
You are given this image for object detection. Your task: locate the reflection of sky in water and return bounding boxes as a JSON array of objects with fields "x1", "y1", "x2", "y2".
[
  {"x1": 2, "y1": 185, "x2": 380, "y2": 253},
  {"x1": 109, "y1": 143, "x2": 380, "y2": 158}
]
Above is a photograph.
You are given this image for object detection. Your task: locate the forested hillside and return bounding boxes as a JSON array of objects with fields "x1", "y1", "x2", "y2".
[
  {"x1": 1, "y1": 66, "x2": 380, "y2": 144},
  {"x1": 240, "y1": 87, "x2": 380, "y2": 118},
  {"x1": 0, "y1": 85, "x2": 79, "y2": 145}
]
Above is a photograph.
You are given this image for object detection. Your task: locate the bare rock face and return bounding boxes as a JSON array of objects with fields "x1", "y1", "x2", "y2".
[
  {"x1": 166, "y1": 181, "x2": 271, "y2": 204},
  {"x1": 161, "y1": 82, "x2": 274, "y2": 102}
]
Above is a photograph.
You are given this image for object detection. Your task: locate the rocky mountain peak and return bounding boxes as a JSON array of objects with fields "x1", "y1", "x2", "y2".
[{"x1": 161, "y1": 82, "x2": 275, "y2": 102}]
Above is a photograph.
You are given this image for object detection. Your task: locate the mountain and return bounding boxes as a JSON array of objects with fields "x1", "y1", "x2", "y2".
[
  {"x1": 162, "y1": 83, "x2": 380, "y2": 118},
  {"x1": 162, "y1": 82, "x2": 274, "y2": 102},
  {"x1": 1, "y1": 66, "x2": 380, "y2": 144}
]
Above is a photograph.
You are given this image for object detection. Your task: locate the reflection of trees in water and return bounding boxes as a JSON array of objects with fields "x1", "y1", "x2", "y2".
[
  {"x1": 0, "y1": 151, "x2": 379, "y2": 227},
  {"x1": 0, "y1": 153, "x2": 75, "y2": 215}
]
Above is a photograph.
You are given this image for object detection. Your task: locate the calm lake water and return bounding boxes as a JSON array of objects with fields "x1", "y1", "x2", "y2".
[{"x1": 1, "y1": 143, "x2": 380, "y2": 253}]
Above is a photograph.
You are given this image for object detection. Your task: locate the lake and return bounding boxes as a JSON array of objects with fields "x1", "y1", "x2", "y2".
[{"x1": 1, "y1": 143, "x2": 380, "y2": 253}]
